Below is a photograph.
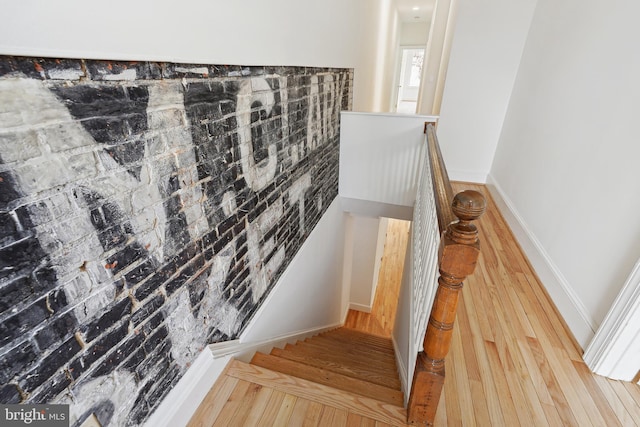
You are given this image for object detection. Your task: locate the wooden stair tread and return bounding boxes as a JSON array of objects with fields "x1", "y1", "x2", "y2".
[
  {"x1": 281, "y1": 343, "x2": 401, "y2": 384},
  {"x1": 326, "y1": 328, "x2": 395, "y2": 349},
  {"x1": 321, "y1": 328, "x2": 395, "y2": 348},
  {"x1": 271, "y1": 347, "x2": 402, "y2": 390},
  {"x1": 227, "y1": 360, "x2": 407, "y2": 426},
  {"x1": 282, "y1": 342, "x2": 400, "y2": 377},
  {"x1": 292, "y1": 344, "x2": 398, "y2": 374},
  {"x1": 284, "y1": 341, "x2": 399, "y2": 373},
  {"x1": 317, "y1": 333, "x2": 396, "y2": 354},
  {"x1": 313, "y1": 337, "x2": 396, "y2": 360},
  {"x1": 251, "y1": 352, "x2": 404, "y2": 406}
]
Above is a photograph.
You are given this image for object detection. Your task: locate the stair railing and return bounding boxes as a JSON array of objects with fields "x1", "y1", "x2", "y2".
[{"x1": 407, "y1": 122, "x2": 486, "y2": 425}]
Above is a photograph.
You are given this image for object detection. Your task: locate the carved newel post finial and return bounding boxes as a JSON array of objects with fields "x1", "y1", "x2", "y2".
[
  {"x1": 408, "y1": 189, "x2": 486, "y2": 426},
  {"x1": 448, "y1": 190, "x2": 487, "y2": 245}
]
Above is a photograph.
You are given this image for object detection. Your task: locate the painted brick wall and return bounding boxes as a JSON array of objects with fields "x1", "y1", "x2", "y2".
[{"x1": 0, "y1": 56, "x2": 352, "y2": 426}]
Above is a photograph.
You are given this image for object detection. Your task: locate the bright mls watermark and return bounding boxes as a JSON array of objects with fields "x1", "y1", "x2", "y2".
[{"x1": 1, "y1": 404, "x2": 69, "y2": 426}]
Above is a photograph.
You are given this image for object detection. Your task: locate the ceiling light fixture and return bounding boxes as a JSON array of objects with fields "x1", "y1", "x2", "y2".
[{"x1": 412, "y1": 6, "x2": 420, "y2": 10}]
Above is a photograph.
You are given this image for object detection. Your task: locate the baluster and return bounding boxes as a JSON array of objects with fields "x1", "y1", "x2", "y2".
[{"x1": 408, "y1": 190, "x2": 486, "y2": 426}]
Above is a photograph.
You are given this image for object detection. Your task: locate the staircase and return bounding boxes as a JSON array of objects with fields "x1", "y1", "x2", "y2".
[
  {"x1": 188, "y1": 327, "x2": 408, "y2": 426},
  {"x1": 251, "y1": 327, "x2": 404, "y2": 406}
]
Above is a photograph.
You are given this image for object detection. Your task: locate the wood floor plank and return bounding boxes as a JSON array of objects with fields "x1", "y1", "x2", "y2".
[
  {"x1": 591, "y1": 374, "x2": 638, "y2": 427},
  {"x1": 449, "y1": 320, "x2": 476, "y2": 426},
  {"x1": 272, "y1": 393, "x2": 297, "y2": 425},
  {"x1": 229, "y1": 382, "x2": 265, "y2": 426},
  {"x1": 211, "y1": 379, "x2": 251, "y2": 427},
  {"x1": 242, "y1": 384, "x2": 275, "y2": 427},
  {"x1": 300, "y1": 400, "x2": 324, "y2": 427},
  {"x1": 286, "y1": 396, "x2": 311, "y2": 426},
  {"x1": 526, "y1": 336, "x2": 579, "y2": 426},
  {"x1": 571, "y1": 360, "x2": 624, "y2": 427},
  {"x1": 187, "y1": 374, "x2": 239, "y2": 427},
  {"x1": 331, "y1": 408, "x2": 349, "y2": 427},
  {"x1": 360, "y1": 417, "x2": 377, "y2": 427},
  {"x1": 318, "y1": 407, "x2": 335, "y2": 426},
  {"x1": 257, "y1": 389, "x2": 286, "y2": 425},
  {"x1": 485, "y1": 340, "x2": 521, "y2": 426},
  {"x1": 609, "y1": 379, "x2": 640, "y2": 422},
  {"x1": 346, "y1": 412, "x2": 363, "y2": 427}
]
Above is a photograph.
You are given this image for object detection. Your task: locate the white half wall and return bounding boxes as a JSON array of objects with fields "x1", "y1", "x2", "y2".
[
  {"x1": 489, "y1": 0, "x2": 640, "y2": 347},
  {"x1": 339, "y1": 112, "x2": 435, "y2": 206},
  {"x1": 240, "y1": 198, "x2": 347, "y2": 341},
  {"x1": 435, "y1": 0, "x2": 538, "y2": 182},
  {"x1": 0, "y1": 0, "x2": 396, "y2": 112}
]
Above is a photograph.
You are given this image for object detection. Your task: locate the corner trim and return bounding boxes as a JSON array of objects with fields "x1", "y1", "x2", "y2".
[
  {"x1": 583, "y1": 259, "x2": 640, "y2": 380},
  {"x1": 486, "y1": 174, "x2": 595, "y2": 348},
  {"x1": 392, "y1": 335, "x2": 409, "y2": 408}
]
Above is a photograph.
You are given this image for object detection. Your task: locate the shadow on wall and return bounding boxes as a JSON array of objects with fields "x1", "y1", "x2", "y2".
[{"x1": 0, "y1": 57, "x2": 353, "y2": 426}]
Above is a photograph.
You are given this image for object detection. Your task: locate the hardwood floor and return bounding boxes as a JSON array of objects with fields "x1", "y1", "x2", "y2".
[
  {"x1": 188, "y1": 183, "x2": 640, "y2": 426},
  {"x1": 344, "y1": 218, "x2": 411, "y2": 337}
]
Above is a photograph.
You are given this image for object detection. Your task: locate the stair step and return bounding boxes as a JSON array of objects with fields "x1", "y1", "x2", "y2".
[
  {"x1": 227, "y1": 360, "x2": 407, "y2": 426},
  {"x1": 250, "y1": 352, "x2": 404, "y2": 406},
  {"x1": 324, "y1": 328, "x2": 395, "y2": 350},
  {"x1": 284, "y1": 341, "x2": 399, "y2": 371},
  {"x1": 271, "y1": 347, "x2": 402, "y2": 390},
  {"x1": 282, "y1": 343, "x2": 400, "y2": 383},
  {"x1": 301, "y1": 336, "x2": 397, "y2": 362},
  {"x1": 317, "y1": 331, "x2": 396, "y2": 354},
  {"x1": 294, "y1": 341, "x2": 398, "y2": 371}
]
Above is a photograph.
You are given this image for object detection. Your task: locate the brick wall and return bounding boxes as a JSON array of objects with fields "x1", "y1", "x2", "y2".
[{"x1": 0, "y1": 57, "x2": 352, "y2": 426}]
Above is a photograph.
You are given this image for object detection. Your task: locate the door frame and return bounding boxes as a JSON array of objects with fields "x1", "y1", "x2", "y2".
[
  {"x1": 583, "y1": 258, "x2": 640, "y2": 381},
  {"x1": 390, "y1": 45, "x2": 425, "y2": 113}
]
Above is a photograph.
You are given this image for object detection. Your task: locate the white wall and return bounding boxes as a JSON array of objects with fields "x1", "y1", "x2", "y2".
[
  {"x1": 347, "y1": 215, "x2": 384, "y2": 312},
  {"x1": 0, "y1": 0, "x2": 393, "y2": 112},
  {"x1": 400, "y1": 22, "x2": 430, "y2": 46},
  {"x1": 435, "y1": 0, "x2": 538, "y2": 182},
  {"x1": 241, "y1": 198, "x2": 347, "y2": 341},
  {"x1": 490, "y1": 0, "x2": 640, "y2": 346},
  {"x1": 373, "y1": 1, "x2": 401, "y2": 112}
]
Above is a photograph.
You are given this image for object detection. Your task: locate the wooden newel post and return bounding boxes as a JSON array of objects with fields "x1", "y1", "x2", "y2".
[{"x1": 407, "y1": 190, "x2": 486, "y2": 426}]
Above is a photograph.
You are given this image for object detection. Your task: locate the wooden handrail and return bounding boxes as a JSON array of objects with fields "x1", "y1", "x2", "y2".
[
  {"x1": 424, "y1": 122, "x2": 455, "y2": 233},
  {"x1": 407, "y1": 123, "x2": 486, "y2": 426}
]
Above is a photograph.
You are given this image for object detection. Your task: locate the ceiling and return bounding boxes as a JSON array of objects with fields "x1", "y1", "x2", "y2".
[{"x1": 395, "y1": 0, "x2": 436, "y2": 23}]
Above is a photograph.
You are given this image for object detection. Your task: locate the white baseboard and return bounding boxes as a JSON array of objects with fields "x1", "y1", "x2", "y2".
[
  {"x1": 143, "y1": 348, "x2": 229, "y2": 427},
  {"x1": 349, "y1": 302, "x2": 372, "y2": 313},
  {"x1": 392, "y1": 335, "x2": 409, "y2": 408},
  {"x1": 486, "y1": 175, "x2": 595, "y2": 348}
]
